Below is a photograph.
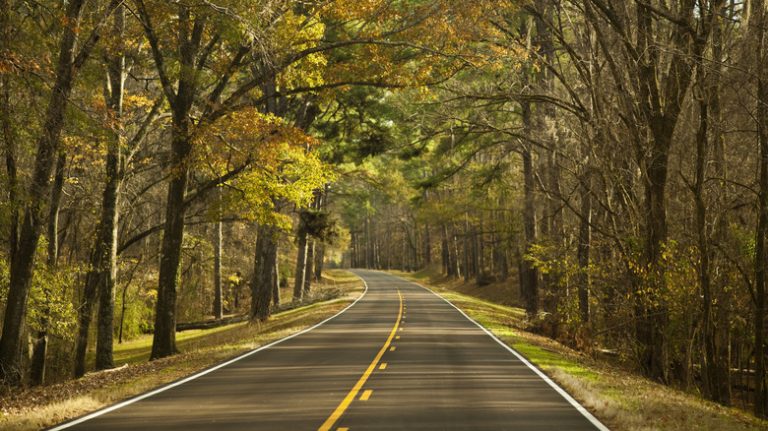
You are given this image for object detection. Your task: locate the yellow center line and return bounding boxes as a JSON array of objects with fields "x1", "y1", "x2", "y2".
[{"x1": 317, "y1": 289, "x2": 404, "y2": 431}]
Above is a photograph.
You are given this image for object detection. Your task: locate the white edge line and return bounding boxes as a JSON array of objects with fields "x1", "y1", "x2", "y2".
[
  {"x1": 407, "y1": 278, "x2": 610, "y2": 431},
  {"x1": 47, "y1": 279, "x2": 370, "y2": 431}
]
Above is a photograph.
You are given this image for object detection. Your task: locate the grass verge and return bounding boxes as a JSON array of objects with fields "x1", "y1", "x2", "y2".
[
  {"x1": 0, "y1": 269, "x2": 364, "y2": 431},
  {"x1": 391, "y1": 269, "x2": 768, "y2": 431}
]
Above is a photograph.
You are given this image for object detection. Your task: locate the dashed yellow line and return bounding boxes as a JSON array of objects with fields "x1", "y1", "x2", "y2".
[
  {"x1": 317, "y1": 289, "x2": 404, "y2": 431},
  {"x1": 360, "y1": 389, "x2": 373, "y2": 401},
  {"x1": 379, "y1": 362, "x2": 388, "y2": 370},
  {"x1": 389, "y1": 346, "x2": 396, "y2": 352}
]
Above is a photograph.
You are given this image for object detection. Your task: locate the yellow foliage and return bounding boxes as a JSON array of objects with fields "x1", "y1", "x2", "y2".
[
  {"x1": 193, "y1": 107, "x2": 315, "y2": 172},
  {"x1": 274, "y1": 10, "x2": 327, "y2": 89},
  {"x1": 194, "y1": 107, "x2": 334, "y2": 227}
]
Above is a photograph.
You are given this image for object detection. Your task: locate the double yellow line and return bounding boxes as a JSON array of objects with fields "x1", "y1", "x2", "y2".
[{"x1": 317, "y1": 289, "x2": 404, "y2": 431}]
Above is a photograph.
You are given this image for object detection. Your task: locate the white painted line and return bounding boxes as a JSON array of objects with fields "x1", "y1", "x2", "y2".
[
  {"x1": 48, "y1": 280, "x2": 370, "y2": 431},
  {"x1": 403, "y1": 277, "x2": 610, "y2": 431}
]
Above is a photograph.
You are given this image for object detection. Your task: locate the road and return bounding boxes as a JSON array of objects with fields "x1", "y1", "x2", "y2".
[{"x1": 51, "y1": 270, "x2": 607, "y2": 431}]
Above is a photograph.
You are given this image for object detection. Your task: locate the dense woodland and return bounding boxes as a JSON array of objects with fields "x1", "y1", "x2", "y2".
[{"x1": 2, "y1": 0, "x2": 768, "y2": 423}]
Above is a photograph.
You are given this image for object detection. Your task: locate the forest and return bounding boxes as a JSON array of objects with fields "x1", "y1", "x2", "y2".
[{"x1": 1, "y1": 0, "x2": 768, "y2": 427}]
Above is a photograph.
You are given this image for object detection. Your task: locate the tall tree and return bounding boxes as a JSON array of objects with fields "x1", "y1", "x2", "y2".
[
  {"x1": 752, "y1": 0, "x2": 768, "y2": 417},
  {"x1": 74, "y1": 4, "x2": 127, "y2": 376},
  {"x1": 0, "y1": 0, "x2": 118, "y2": 385}
]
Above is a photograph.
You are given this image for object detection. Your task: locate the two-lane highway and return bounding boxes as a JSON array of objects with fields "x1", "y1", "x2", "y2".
[{"x1": 51, "y1": 270, "x2": 607, "y2": 431}]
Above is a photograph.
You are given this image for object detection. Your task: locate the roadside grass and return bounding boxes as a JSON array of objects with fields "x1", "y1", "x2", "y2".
[
  {"x1": 0, "y1": 269, "x2": 364, "y2": 431},
  {"x1": 391, "y1": 269, "x2": 768, "y2": 431}
]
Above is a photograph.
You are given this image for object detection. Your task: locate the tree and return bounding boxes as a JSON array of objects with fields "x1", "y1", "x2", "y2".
[
  {"x1": 0, "y1": 0, "x2": 119, "y2": 385},
  {"x1": 752, "y1": 0, "x2": 768, "y2": 416}
]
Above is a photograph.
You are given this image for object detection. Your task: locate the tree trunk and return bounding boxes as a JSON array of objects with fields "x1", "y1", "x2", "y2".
[
  {"x1": 709, "y1": 12, "x2": 731, "y2": 403},
  {"x1": 273, "y1": 246, "x2": 281, "y2": 307},
  {"x1": 314, "y1": 242, "x2": 325, "y2": 281},
  {"x1": 47, "y1": 152, "x2": 66, "y2": 267},
  {"x1": 441, "y1": 224, "x2": 450, "y2": 275},
  {"x1": 75, "y1": 248, "x2": 100, "y2": 377},
  {"x1": 452, "y1": 226, "x2": 462, "y2": 278},
  {"x1": 424, "y1": 223, "x2": 431, "y2": 266},
  {"x1": 636, "y1": 125, "x2": 672, "y2": 382},
  {"x1": 0, "y1": 0, "x2": 89, "y2": 385},
  {"x1": 694, "y1": 41, "x2": 734, "y2": 402},
  {"x1": 1, "y1": 0, "x2": 17, "y2": 265},
  {"x1": 534, "y1": 0, "x2": 561, "y2": 323},
  {"x1": 293, "y1": 219, "x2": 308, "y2": 301},
  {"x1": 365, "y1": 215, "x2": 374, "y2": 268},
  {"x1": 143, "y1": 3, "x2": 204, "y2": 361},
  {"x1": 303, "y1": 240, "x2": 314, "y2": 295},
  {"x1": 577, "y1": 173, "x2": 592, "y2": 324},
  {"x1": 521, "y1": 98, "x2": 539, "y2": 318},
  {"x1": 95, "y1": 4, "x2": 125, "y2": 371},
  {"x1": 696, "y1": 89, "x2": 719, "y2": 400},
  {"x1": 753, "y1": 0, "x2": 768, "y2": 416},
  {"x1": 252, "y1": 225, "x2": 278, "y2": 321},
  {"x1": 213, "y1": 218, "x2": 223, "y2": 319},
  {"x1": 150, "y1": 113, "x2": 192, "y2": 360},
  {"x1": 496, "y1": 209, "x2": 509, "y2": 281},
  {"x1": 463, "y1": 217, "x2": 471, "y2": 283}
]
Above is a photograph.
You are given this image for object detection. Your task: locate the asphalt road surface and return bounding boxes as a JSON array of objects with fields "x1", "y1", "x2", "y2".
[{"x1": 51, "y1": 270, "x2": 607, "y2": 431}]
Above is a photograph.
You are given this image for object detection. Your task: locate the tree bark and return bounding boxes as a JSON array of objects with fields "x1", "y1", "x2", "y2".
[
  {"x1": 709, "y1": 10, "x2": 731, "y2": 403},
  {"x1": 94, "y1": 4, "x2": 126, "y2": 371},
  {"x1": 150, "y1": 115, "x2": 191, "y2": 359},
  {"x1": 424, "y1": 223, "x2": 431, "y2": 266},
  {"x1": 0, "y1": 0, "x2": 17, "y2": 265},
  {"x1": 694, "y1": 34, "x2": 733, "y2": 401},
  {"x1": 303, "y1": 240, "x2": 314, "y2": 295},
  {"x1": 213, "y1": 217, "x2": 223, "y2": 319},
  {"x1": 452, "y1": 226, "x2": 461, "y2": 278},
  {"x1": 441, "y1": 224, "x2": 450, "y2": 275},
  {"x1": 577, "y1": 172, "x2": 592, "y2": 324},
  {"x1": 252, "y1": 225, "x2": 278, "y2": 321},
  {"x1": 463, "y1": 216, "x2": 471, "y2": 283},
  {"x1": 534, "y1": 0, "x2": 561, "y2": 323},
  {"x1": 521, "y1": 97, "x2": 539, "y2": 318},
  {"x1": 146, "y1": 4, "x2": 202, "y2": 360},
  {"x1": 293, "y1": 218, "x2": 308, "y2": 300},
  {"x1": 365, "y1": 215, "x2": 374, "y2": 268},
  {"x1": 273, "y1": 245, "x2": 281, "y2": 307},
  {"x1": 314, "y1": 243, "x2": 325, "y2": 281}
]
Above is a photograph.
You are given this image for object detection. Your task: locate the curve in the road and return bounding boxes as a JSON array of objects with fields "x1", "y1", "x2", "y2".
[{"x1": 48, "y1": 270, "x2": 609, "y2": 431}]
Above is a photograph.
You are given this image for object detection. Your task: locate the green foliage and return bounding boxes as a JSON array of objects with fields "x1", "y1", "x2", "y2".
[
  {"x1": 115, "y1": 282, "x2": 155, "y2": 341},
  {"x1": 27, "y1": 265, "x2": 78, "y2": 339},
  {"x1": 301, "y1": 209, "x2": 340, "y2": 243},
  {"x1": 525, "y1": 242, "x2": 586, "y2": 332},
  {"x1": 0, "y1": 253, "x2": 78, "y2": 340}
]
